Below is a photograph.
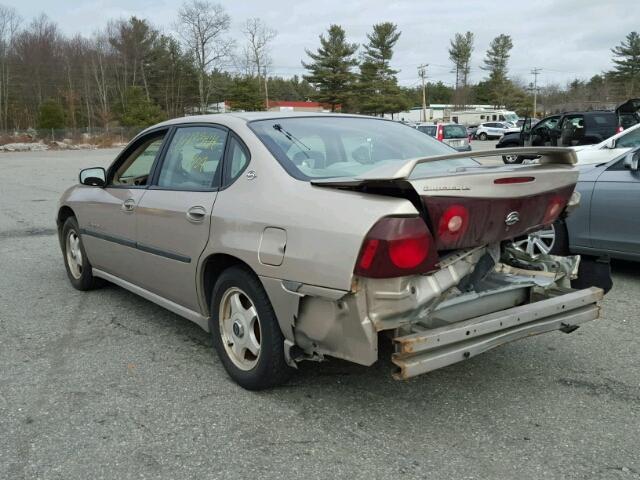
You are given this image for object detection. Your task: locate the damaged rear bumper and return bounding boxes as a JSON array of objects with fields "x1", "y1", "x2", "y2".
[{"x1": 392, "y1": 286, "x2": 603, "y2": 379}]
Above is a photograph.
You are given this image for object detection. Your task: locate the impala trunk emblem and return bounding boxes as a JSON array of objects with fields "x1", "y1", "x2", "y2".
[{"x1": 505, "y1": 211, "x2": 520, "y2": 226}]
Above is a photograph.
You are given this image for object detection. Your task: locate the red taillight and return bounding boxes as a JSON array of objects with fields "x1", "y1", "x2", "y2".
[
  {"x1": 389, "y1": 237, "x2": 428, "y2": 268},
  {"x1": 436, "y1": 125, "x2": 444, "y2": 141},
  {"x1": 354, "y1": 217, "x2": 438, "y2": 278},
  {"x1": 437, "y1": 204, "x2": 469, "y2": 243},
  {"x1": 542, "y1": 195, "x2": 566, "y2": 225},
  {"x1": 617, "y1": 126, "x2": 624, "y2": 133}
]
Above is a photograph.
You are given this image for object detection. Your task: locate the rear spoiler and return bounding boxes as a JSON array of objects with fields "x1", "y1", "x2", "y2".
[{"x1": 311, "y1": 147, "x2": 577, "y2": 186}]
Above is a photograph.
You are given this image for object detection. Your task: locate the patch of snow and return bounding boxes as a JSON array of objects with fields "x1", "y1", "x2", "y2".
[{"x1": 0, "y1": 142, "x2": 48, "y2": 152}]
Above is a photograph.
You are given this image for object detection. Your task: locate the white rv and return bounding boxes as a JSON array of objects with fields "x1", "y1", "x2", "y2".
[{"x1": 451, "y1": 108, "x2": 519, "y2": 127}]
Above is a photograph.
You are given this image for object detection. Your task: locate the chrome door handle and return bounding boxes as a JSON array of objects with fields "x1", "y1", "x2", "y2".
[
  {"x1": 186, "y1": 206, "x2": 207, "y2": 223},
  {"x1": 121, "y1": 198, "x2": 135, "y2": 212}
]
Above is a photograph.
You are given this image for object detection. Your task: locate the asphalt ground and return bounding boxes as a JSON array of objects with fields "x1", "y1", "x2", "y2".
[{"x1": 1, "y1": 147, "x2": 639, "y2": 480}]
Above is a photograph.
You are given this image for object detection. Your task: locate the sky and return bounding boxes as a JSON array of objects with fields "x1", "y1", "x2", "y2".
[{"x1": 11, "y1": 0, "x2": 640, "y2": 89}]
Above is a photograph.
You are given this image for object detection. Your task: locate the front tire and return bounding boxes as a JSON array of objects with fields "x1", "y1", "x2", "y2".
[
  {"x1": 61, "y1": 217, "x2": 102, "y2": 290},
  {"x1": 479, "y1": 132, "x2": 488, "y2": 141},
  {"x1": 210, "y1": 266, "x2": 293, "y2": 390}
]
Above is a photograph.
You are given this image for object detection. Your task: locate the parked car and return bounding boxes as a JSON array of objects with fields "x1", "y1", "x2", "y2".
[
  {"x1": 57, "y1": 113, "x2": 603, "y2": 390},
  {"x1": 414, "y1": 122, "x2": 471, "y2": 151},
  {"x1": 475, "y1": 122, "x2": 520, "y2": 140},
  {"x1": 572, "y1": 121, "x2": 640, "y2": 165},
  {"x1": 498, "y1": 101, "x2": 640, "y2": 164},
  {"x1": 515, "y1": 147, "x2": 640, "y2": 267}
]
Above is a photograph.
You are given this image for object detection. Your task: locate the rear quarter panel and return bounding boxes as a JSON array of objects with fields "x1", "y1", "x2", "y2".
[{"x1": 201, "y1": 120, "x2": 419, "y2": 292}]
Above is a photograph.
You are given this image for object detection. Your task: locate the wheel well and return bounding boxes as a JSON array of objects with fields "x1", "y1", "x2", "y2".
[
  {"x1": 57, "y1": 206, "x2": 76, "y2": 228},
  {"x1": 201, "y1": 253, "x2": 254, "y2": 314}
]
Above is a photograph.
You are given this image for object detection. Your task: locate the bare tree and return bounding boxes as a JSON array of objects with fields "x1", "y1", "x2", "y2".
[
  {"x1": 175, "y1": 0, "x2": 233, "y2": 113},
  {"x1": 242, "y1": 17, "x2": 276, "y2": 92},
  {"x1": 0, "y1": 5, "x2": 20, "y2": 129}
]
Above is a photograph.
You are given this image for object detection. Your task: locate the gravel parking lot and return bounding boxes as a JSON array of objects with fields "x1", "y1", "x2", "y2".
[{"x1": 1, "y1": 147, "x2": 639, "y2": 480}]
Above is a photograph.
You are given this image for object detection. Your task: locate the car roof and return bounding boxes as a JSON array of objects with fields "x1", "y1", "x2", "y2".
[{"x1": 138, "y1": 111, "x2": 389, "y2": 137}]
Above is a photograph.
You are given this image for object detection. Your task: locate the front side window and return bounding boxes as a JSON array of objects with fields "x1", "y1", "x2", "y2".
[
  {"x1": 536, "y1": 117, "x2": 559, "y2": 131},
  {"x1": 157, "y1": 126, "x2": 227, "y2": 190},
  {"x1": 112, "y1": 133, "x2": 165, "y2": 186},
  {"x1": 249, "y1": 117, "x2": 477, "y2": 180}
]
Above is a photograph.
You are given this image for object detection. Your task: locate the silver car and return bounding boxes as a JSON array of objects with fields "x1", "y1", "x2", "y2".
[
  {"x1": 57, "y1": 113, "x2": 603, "y2": 390},
  {"x1": 516, "y1": 147, "x2": 640, "y2": 262}
]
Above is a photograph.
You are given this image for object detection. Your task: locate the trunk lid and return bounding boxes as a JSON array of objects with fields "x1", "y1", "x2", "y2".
[{"x1": 312, "y1": 148, "x2": 579, "y2": 251}]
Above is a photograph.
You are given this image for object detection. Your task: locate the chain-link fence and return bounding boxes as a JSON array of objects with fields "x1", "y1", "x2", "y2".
[{"x1": 0, "y1": 127, "x2": 144, "y2": 148}]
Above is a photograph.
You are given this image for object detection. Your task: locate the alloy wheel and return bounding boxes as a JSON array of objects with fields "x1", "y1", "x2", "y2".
[
  {"x1": 65, "y1": 230, "x2": 83, "y2": 279},
  {"x1": 218, "y1": 287, "x2": 262, "y2": 371},
  {"x1": 511, "y1": 224, "x2": 556, "y2": 257}
]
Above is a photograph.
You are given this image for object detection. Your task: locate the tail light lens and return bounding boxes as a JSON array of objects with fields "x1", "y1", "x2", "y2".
[
  {"x1": 355, "y1": 217, "x2": 439, "y2": 278},
  {"x1": 617, "y1": 126, "x2": 624, "y2": 133},
  {"x1": 437, "y1": 204, "x2": 469, "y2": 244},
  {"x1": 436, "y1": 125, "x2": 444, "y2": 141},
  {"x1": 542, "y1": 195, "x2": 567, "y2": 225}
]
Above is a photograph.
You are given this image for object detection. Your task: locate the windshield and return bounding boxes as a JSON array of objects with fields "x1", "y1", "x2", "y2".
[
  {"x1": 503, "y1": 112, "x2": 519, "y2": 123},
  {"x1": 249, "y1": 117, "x2": 477, "y2": 180}
]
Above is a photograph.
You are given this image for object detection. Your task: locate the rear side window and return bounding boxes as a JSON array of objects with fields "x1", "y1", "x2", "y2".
[
  {"x1": 225, "y1": 136, "x2": 250, "y2": 183},
  {"x1": 587, "y1": 114, "x2": 616, "y2": 127},
  {"x1": 443, "y1": 125, "x2": 467, "y2": 139},
  {"x1": 157, "y1": 126, "x2": 227, "y2": 190},
  {"x1": 417, "y1": 125, "x2": 437, "y2": 136}
]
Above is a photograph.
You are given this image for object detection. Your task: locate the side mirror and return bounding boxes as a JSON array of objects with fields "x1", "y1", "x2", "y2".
[
  {"x1": 604, "y1": 138, "x2": 616, "y2": 149},
  {"x1": 623, "y1": 152, "x2": 639, "y2": 171},
  {"x1": 79, "y1": 167, "x2": 106, "y2": 187}
]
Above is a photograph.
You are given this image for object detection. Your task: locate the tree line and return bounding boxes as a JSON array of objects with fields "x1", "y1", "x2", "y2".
[{"x1": 0, "y1": 1, "x2": 639, "y2": 131}]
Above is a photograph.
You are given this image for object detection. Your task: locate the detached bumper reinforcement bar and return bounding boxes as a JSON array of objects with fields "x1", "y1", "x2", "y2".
[{"x1": 392, "y1": 287, "x2": 603, "y2": 380}]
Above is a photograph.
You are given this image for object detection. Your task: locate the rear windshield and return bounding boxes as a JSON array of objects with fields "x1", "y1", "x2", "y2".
[
  {"x1": 249, "y1": 117, "x2": 477, "y2": 180},
  {"x1": 443, "y1": 125, "x2": 468, "y2": 139}
]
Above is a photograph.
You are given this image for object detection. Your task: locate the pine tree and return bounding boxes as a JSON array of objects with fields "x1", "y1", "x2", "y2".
[
  {"x1": 481, "y1": 34, "x2": 513, "y2": 106},
  {"x1": 38, "y1": 99, "x2": 65, "y2": 129},
  {"x1": 227, "y1": 76, "x2": 265, "y2": 111},
  {"x1": 302, "y1": 25, "x2": 358, "y2": 111},
  {"x1": 610, "y1": 31, "x2": 640, "y2": 96},
  {"x1": 448, "y1": 31, "x2": 474, "y2": 107},
  {"x1": 357, "y1": 22, "x2": 410, "y2": 116}
]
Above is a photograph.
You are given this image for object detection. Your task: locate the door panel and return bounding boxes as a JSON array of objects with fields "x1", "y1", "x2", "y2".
[
  {"x1": 79, "y1": 131, "x2": 167, "y2": 281},
  {"x1": 80, "y1": 188, "x2": 146, "y2": 282},
  {"x1": 132, "y1": 125, "x2": 227, "y2": 311},
  {"x1": 590, "y1": 167, "x2": 640, "y2": 254},
  {"x1": 134, "y1": 191, "x2": 217, "y2": 310}
]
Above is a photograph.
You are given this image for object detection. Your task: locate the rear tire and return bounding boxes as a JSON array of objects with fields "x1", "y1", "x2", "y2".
[
  {"x1": 479, "y1": 132, "x2": 488, "y2": 141},
  {"x1": 210, "y1": 266, "x2": 293, "y2": 390},
  {"x1": 61, "y1": 217, "x2": 102, "y2": 291}
]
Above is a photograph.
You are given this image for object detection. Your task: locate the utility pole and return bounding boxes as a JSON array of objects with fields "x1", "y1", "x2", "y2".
[
  {"x1": 530, "y1": 67, "x2": 541, "y2": 118},
  {"x1": 418, "y1": 64, "x2": 428, "y2": 122},
  {"x1": 264, "y1": 66, "x2": 269, "y2": 111}
]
